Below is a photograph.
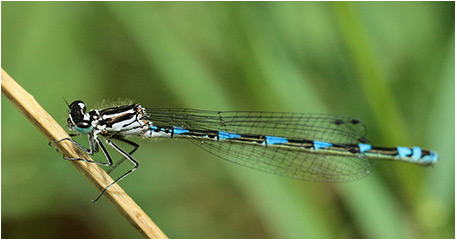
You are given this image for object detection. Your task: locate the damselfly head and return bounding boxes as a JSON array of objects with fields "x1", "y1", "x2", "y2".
[{"x1": 67, "y1": 100, "x2": 93, "y2": 134}]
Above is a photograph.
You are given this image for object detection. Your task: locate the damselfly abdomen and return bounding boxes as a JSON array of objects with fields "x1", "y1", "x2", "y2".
[{"x1": 57, "y1": 100, "x2": 439, "y2": 202}]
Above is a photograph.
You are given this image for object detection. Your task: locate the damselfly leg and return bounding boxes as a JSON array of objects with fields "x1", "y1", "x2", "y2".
[
  {"x1": 56, "y1": 134, "x2": 139, "y2": 202},
  {"x1": 106, "y1": 137, "x2": 139, "y2": 175},
  {"x1": 56, "y1": 133, "x2": 111, "y2": 166},
  {"x1": 90, "y1": 136, "x2": 139, "y2": 202}
]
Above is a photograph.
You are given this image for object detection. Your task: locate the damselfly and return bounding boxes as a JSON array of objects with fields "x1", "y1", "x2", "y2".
[{"x1": 56, "y1": 100, "x2": 439, "y2": 202}]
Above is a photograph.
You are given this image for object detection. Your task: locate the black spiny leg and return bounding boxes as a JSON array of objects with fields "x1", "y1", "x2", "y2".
[
  {"x1": 91, "y1": 136, "x2": 139, "y2": 202},
  {"x1": 106, "y1": 137, "x2": 140, "y2": 175},
  {"x1": 55, "y1": 133, "x2": 113, "y2": 166}
]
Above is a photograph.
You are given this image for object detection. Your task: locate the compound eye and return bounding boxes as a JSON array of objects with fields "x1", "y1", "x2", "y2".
[
  {"x1": 75, "y1": 121, "x2": 91, "y2": 129},
  {"x1": 74, "y1": 120, "x2": 93, "y2": 134},
  {"x1": 69, "y1": 100, "x2": 86, "y2": 113}
]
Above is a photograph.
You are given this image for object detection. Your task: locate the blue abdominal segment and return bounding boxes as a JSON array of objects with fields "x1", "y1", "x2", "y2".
[
  {"x1": 411, "y1": 146, "x2": 422, "y2": 161},
  {"x1": 313, "y1": 141, "x2": 333, "y2": 150},
  {"x1": 219, "y1": 131, "x2": 241, "y2": 140},
  {"x1": 397, "y1": 146, "x2": 412, "y2": 159},
  {"x1": 266, "y1": 136, "x2": 289, "y2": 145},
  {"x1": 358, "y1": 143, "x2": 372, "y2": 153},
  {"x1": 174, "y1": 127, "x2": 190, "y2": 135},
  {"x1": 420, "y1": 150, "x2": 439, "y2": 164}
]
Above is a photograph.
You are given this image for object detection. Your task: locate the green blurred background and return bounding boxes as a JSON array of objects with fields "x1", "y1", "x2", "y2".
[{"x1": 1, "y1": 2, "x2": 454, "y2": 238}]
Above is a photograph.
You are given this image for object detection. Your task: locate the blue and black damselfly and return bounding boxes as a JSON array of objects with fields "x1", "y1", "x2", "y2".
[{"x1": 56, "y1": 100, "x2": 439, "y2": 202}]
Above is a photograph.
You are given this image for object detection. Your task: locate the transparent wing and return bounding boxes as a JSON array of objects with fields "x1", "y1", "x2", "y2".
[{"x1": 146, "y1": 108, "x2": 376, "y2": 182}]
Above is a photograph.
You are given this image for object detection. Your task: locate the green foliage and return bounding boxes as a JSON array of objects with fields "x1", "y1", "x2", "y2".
[{"x1": 2, "y1": 2, "x2": 454, "y2": 238}]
